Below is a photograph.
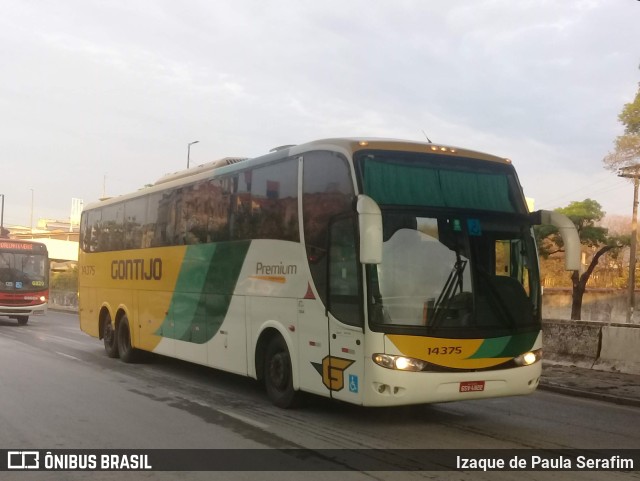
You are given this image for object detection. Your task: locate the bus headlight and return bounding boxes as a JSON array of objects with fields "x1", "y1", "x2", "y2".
[
  {"x1": 373, "y1": 354, "x2": 427, "y2": 372},
  {"x1": 514, "y1": 349, "x2": 542, "y2": 366}
]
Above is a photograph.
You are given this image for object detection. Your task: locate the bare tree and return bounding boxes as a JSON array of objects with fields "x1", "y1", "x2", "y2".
[{"x1": 536, "y1": 199, "x2": 627, "y2": 320}]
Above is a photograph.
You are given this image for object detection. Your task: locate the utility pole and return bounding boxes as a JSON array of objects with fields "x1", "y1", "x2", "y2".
[
  {"x1": 30, "y1": 188, "x2": 34, "y2": 235},
  {"x1": 619, "y1": 165, "x2": 640, "y2": 322}
]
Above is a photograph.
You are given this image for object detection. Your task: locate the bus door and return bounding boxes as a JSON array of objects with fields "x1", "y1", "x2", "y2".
[{"x1": 325, "y1": 216, "x2": 364, "y2": 404}]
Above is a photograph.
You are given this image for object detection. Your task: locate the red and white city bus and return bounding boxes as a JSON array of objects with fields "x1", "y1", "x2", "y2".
[{"x1": 0, "y1": 239, "x2": 49, "y2": 325}]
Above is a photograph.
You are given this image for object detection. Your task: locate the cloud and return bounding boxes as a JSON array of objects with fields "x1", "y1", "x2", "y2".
[{"x1": 0, "y1": 0, "x2": 637, "y2": 225}]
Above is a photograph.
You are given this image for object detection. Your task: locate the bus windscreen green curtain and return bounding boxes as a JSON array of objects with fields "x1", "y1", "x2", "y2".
[{"x1": 363, "y1": 160, "x2": 515, "y2": 212}]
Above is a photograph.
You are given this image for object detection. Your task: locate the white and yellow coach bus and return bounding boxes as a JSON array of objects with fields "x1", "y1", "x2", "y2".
[{"x1": 79, "y1": 138, "x2": 579, "y2": 408}]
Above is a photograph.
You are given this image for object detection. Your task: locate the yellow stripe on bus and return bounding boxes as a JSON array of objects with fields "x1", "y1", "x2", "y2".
[
  {"x1": 79, "y1": 246, "x2": 188, "y2": 351},
  {"x1": 386, "y1": 335, "x2": 511, "y2": 369}
]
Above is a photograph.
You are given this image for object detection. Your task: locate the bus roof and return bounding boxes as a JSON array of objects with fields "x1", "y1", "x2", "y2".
[
  {"x1": 82, "y1": 138, "x2": 513, "y2": 211},
  {"x1": 290, "y1": 138, "x2": 512, "y2": 165}
]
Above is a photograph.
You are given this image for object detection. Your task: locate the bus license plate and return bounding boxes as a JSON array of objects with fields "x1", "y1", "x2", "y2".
[{"x1": 459, "y1": 381, "x2": 485, "y2": 392}]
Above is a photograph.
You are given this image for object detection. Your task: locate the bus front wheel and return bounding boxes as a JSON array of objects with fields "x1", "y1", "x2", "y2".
[
  {"x1": 264, "y1": 335, "x2": 302, "y2": 409},
  {"x1": 16, "y1": 316, "x2": 29, "y2": 326}
]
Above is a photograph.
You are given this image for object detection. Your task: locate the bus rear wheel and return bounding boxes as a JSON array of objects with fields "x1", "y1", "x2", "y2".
[
  {"x1": 103, "y1": 314, "x2": 119, "y2": 358},
  {"x1": 116, "y1": 315, "x2": 140, "y2": 363},
  {"x1": 264, "y1": 335, "x2": 302, "y2": 408}
]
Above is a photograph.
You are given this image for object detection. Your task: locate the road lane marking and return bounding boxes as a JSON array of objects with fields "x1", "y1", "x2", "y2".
[
  {"x1": 216, "y1": 409, "x2": 271, "y2": 430},
  {"x1": 172, "y1": 395, "x2": 271, "y2": 430},
  {"x1": 38, "y1": 334, "x2": 88, "y2": 346},
  {"x1": 55, "y1": 351, "x2": 83, "y2": 362}
]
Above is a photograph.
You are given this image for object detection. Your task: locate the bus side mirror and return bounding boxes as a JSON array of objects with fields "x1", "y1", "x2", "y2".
[
  {"x1": 357, "y1": 195, "x2": 383, "y2": 264},
  {"x1": 530, "y1": 209, "x2": 581, "y2": 271}
]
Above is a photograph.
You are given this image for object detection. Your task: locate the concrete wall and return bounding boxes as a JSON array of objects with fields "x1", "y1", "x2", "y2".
[
  {"x1": 542, "y1": 288, "x2": 632, "y2": 323},
  {"x1": 49, "y1": 290, "x2": 78, "y2": 309},
  {"x1": 541, "y1": 320, "x2": 602, "y2": 368},
  {"x1": 542, "y1": 319, "x2": 640, "y2": 375},
  {"x1": 595, "y1": 325, "x2": 640, "y2": 373}
]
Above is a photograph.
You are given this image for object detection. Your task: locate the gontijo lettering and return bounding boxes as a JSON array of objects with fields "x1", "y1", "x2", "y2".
[{"x1": 111, "y1": 258, "x2": 162, "y2": 280}]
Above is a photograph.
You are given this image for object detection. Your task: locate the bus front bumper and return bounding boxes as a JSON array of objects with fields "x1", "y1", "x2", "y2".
[{"x1": 361, "y1": 359, "x2": 541, "y2": 407}]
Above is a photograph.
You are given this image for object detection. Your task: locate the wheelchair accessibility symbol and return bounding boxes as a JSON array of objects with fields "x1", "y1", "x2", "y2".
[
  {"x1": 349, "y1": 374, "x2": 359, "y2": 393},
  {"x1": 467, "y1": 219, "x2": 482, "y2": 237}
]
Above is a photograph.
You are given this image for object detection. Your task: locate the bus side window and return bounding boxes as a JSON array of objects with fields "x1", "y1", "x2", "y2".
[
  {"x1": 98, "y1": 204, "x2": 124, "y2": 251},
  {"x1": 250, "y1": 159, "x2": 299, "y2": 242},
  {"x1": 145, "y1": 193, "x2": 165, "y2": 247},
  {"x1": 82, "y1": 209, "x2": 102, "y2": 252},
  {"x1": 124, "y1": 197, "x2": 147, "y2": 250},
  {"x1": 328, "y1": 217, "x2": 362, "y2": 327},
  {"x1": 302, "y1": 151, "x2": 354, "y2": 305},
  {"x1": 230, "y1": 158, "x2": 299, "y2": 242}
]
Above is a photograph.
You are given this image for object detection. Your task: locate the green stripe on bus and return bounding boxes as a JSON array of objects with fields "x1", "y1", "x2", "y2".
[
  {"x1": 468, "y1": 331, "x2": 538, "y2": 359},
  {"x1": 156, "y1": 240, "x2": 251, "y2": 343}
]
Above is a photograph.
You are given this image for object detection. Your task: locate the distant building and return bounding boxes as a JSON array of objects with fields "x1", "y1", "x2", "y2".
[{"x1": 6, "y1": 218, "x2": 79, "y2": 262}]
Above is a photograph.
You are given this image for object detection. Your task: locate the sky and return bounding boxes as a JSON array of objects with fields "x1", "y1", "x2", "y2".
[{"x1": 1, "y1": 0, "x2": 639, "y2": 229}]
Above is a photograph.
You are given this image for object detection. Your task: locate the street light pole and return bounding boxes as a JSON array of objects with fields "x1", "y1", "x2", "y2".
[
  {"x1": 187, "y1": 141, "x2": 199, "y2": 169},
  {"x1": 30, "y1": 188, "x2": 34, "y2": 235}
]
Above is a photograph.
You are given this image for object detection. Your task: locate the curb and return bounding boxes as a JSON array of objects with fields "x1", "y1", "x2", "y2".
[
  {"x1": 538, "y1": 382, "x2": 640, "y2": 408},
  {"x1": 48, "y1": 305, "x2": 78, "y2": 314}
]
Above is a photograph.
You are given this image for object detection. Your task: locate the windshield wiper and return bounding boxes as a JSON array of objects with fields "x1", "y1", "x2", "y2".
[{"x1": 430, "y1": 255, "x2": 467, "y2": 327}]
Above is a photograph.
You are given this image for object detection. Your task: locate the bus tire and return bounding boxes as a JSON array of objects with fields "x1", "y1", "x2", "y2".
[
  {"x1": 264, "y1": 335, "x2": 302, "y2": 409},
  {"x1": 116, "y1": 315, "x2": 140, "y2": 363},
  {"x1": 16, "y1": 316, "x2": 29, "y2": 326},
  {"x1": 103, "y1": 314, "x2": 119, "y2": 358}
]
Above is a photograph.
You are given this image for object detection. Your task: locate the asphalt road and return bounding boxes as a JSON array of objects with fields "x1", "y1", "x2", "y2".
[{"x1": 1, "y1": 310, "x2": 638, "y2": 481}]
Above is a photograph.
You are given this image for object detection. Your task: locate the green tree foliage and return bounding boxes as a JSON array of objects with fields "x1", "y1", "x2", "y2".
[
  {"x1": 604, "y1": 66, "x2": 640, "y2": 171},
  {"x1": 50, "y1": 266, "x2": 78, "y2": 292},
  {"x1": 536, "y1": 199, "x2": 609, "y2": 255},
  {"x1": 536, "y1": 199, "x2": 627, "y2": 320},
  {"x1": 619, "y1": 82, "x2": 640, "y2": 134},
  {"x1": 604, "y1": 135, "x2": 640, "y2": 171}
]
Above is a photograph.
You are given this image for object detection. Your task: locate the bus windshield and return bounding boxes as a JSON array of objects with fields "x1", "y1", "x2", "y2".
[
  {"x1": 0, "y1": 250, "x2": 48, "y2": 291},
  {"x1": 368, "y1": 212, "x2": 540, "y2": 336},
  {"x1": 357, "y1": 150, "x2": 540, "y2": 337}
]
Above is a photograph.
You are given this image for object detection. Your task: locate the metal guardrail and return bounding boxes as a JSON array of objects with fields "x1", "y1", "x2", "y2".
[{"x1": 49, "y1": 290, "x2": 78, "y2": 309}]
